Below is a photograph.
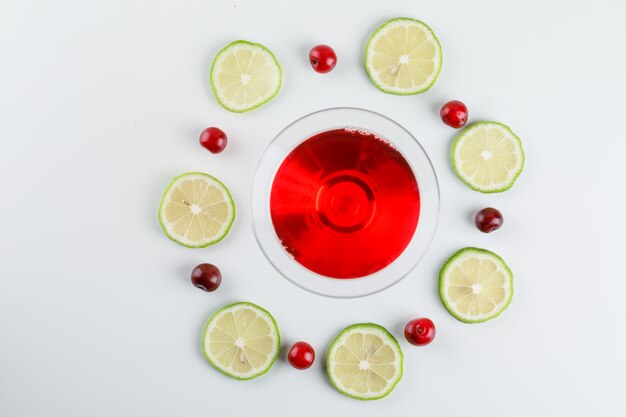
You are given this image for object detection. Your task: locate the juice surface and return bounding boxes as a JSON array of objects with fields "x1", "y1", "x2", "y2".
[{"x1": 270, "y1": 128, "x2": 420, "y2": 278}]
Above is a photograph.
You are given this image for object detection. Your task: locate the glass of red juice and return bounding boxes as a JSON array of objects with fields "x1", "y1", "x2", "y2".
[{"x1": 252, "y1": 108, "x2": 439, "y2": 297}]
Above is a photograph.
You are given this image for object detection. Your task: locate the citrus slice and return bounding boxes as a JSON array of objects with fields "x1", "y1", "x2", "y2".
[
  {"x1": 439, "y1": 247, "x2": 513, "y2": 323},
  {"x1": 210, "y1": 40, "x2": 282, "y2": 113},
  {"x1": 327, "y1": 323, "x2": 403, "y2": 400},
  {"x1": 158, "y1": 172, "x2": 235, "y2": 248},
  {"x1": 452, "y1": 122, "x2": 525, "y2": 193},
  {"x1": 365, "y1": 17, "x2": 442, "y2": 95},
  {"x1": 202, "y1": 302, "x2": 280, "y2": 380}
]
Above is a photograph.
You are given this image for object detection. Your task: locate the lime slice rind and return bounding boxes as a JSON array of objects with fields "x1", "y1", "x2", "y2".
[
  {"x1": 210, "y1": 40, "x2": 282, "y2": 113},
  {"x1": 202, "y1": 302, "x2": 280, "y2": 380},
  {"x1": 158, "y1": 172, "x2": 235, "y2": 248},
  {"x1": 452, "y1": 121, "x2": 525, "y2": 193},
  {"x1": 365, "y1": 17, "x2": 443, "y2": 95},
  {"x1": 327, "y1": 323, "x2": 403, "y2": 400},
  {"x1": 439, "y1": 247, "x2": 514, "y2": 323}
]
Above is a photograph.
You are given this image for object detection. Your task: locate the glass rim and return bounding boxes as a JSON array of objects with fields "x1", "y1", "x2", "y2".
[{"x1": 250, "y1": 107, "x2": 440, "y2": 298}]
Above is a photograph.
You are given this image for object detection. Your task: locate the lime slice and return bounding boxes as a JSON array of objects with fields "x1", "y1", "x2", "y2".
[
  {"x1": 327, "y1": 323, "x2": 403, "y2": 400},
  {"x1": 158, "y1": 172, "x2": 235, "y2": 248},
  {"x1": 202, "y1": 302, "x2": 280, "y2": 380},
  {"x1": 364, "y1": 17, "x2": 442, "y2": 95},
  {"x1": 210, "y1": 40, "x2": 282, "y2": 113},
  {"x1": 452, "y1": 122, "x2": 525, "y2": 193},
  {"x1": 439, "y1": 247, "x2": 513, "y2": 323}
]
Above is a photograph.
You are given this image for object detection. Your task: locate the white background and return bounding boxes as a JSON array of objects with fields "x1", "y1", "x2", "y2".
[{"x1": 1, "y1": 1, "x2": 624, "y2": 416}]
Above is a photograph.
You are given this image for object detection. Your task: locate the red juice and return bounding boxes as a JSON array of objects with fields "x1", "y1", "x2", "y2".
[{"x1": 270, "y1": 128, "x2": 420, "y2": 278}]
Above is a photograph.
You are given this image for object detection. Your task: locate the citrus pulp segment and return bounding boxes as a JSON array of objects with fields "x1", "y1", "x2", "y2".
[
  {"x1": 202, "y1": 302, "x2": 280, "y2": 380},
  {"x1": 158, "y1": 172, "x2": 235, "y2": 248},
  {"x1": 327, "y1": 323, "x2": 403, "y2": 400},
  {"x1": 439, "y1": 247, "x2": 513, "y2": 323},
  {"x1": 365, "y1": 18, "x2": 442, "y2": 95},
  {"x1": 452, "y1": 122, "x2": 524, "y2": 193},
  {"x1": 210, "y1": 40, "x2": 282, "y2": 112}
]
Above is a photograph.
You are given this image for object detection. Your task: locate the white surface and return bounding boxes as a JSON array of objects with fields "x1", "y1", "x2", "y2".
[{"x1": 0, "y1": 1, "x2": 624, "y2": 416}]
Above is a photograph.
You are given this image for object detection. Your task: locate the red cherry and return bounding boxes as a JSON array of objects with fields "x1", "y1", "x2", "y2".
[
  {"x1": 404, "y1": 318, "x2": 436, "y2": 346},
  {"x1": 287, "y1": 341, "x2": 315, "y2": 370},
  {"x1": 475, "y1": 207, "x2": 504, "y2": 233},
  {"x1": 440, "y1": 100, "x2": 468, "y2": 128},
  {"x1": 199, "y1": 127, "x2": 228, "y2": 154},
  {"x1": 309, "y1": 45, "x2": 337, "y2": 73},
  {"x1": 191, "y1": 263, "x2": 221, "y2": 292}
]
